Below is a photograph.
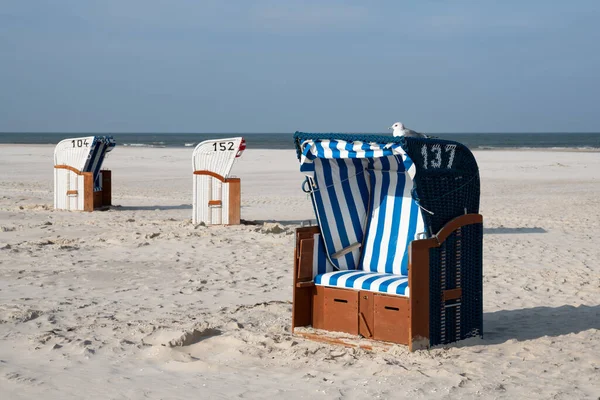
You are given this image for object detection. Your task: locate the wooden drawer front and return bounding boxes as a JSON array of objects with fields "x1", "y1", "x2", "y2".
[
  {"x1": 374, "y1": 294, "x2": 410, "y2": 344},
  {"x1": 359, "y1": 291, "x2": 374, "y2": 338},
  {"x1": 323, "y1": 287, "x2": 359, "y2": 335},
  {"x1": 93, "y1": 191, "x2": 103, "y2": 208},
  {"x1": 312, "y1": 285, "x2": 326, "y2": 330}
]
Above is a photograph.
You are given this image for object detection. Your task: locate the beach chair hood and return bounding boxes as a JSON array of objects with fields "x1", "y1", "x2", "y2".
[{"x1": 297, "y1": 134, "x2": 425, "y2": 275}]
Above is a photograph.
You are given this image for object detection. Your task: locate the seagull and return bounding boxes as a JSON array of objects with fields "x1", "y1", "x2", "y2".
[{"x1": 389, "y1": 122, "x2": 427, "y2": 138}]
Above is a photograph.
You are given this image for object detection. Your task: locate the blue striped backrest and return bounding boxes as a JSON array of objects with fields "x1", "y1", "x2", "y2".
[
  {"x1": 82, "y1": 136, "x2": 116, "y2": 191},
  {"x1": 300, "y1": 139, "x2": 419, "y2": 272},
  {"x1": 311, "y1": 233, "x2": 337, "y2": 277},
  {"x1": 309, "y1": 157, "x2": 369, "y2": 270},
  {"x1": 359, "y1": 156, "x2": 425, "y2": 275}
]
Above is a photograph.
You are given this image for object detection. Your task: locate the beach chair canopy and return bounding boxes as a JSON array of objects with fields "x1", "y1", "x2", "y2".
[
  {"x1": 295, "y1": 132, "x2": 480, "y2": 296},
  {"x1": 192, "y1": 137, "x2": 246, "y2": 180},
  {"x1": 54, "y1": 136, "x2": 116, "y2": 191}
]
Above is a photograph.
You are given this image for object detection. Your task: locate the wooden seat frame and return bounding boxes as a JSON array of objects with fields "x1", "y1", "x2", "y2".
[{"x1": 292, "y1": 213, "x2": 483, "y2": 351}]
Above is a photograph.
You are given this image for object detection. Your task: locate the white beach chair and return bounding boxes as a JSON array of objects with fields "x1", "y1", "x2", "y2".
[
  {"x1": 192, "y1": 137, "x2": 245, "y2": 225},
  {"x1": 54, "y1": 136, "x2": 116, "y2": 211}
]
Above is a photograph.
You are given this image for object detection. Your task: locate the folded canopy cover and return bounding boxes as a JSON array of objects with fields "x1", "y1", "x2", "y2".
[{"x1": 296, "y1": 133, "x2": 427, "y2": 275}]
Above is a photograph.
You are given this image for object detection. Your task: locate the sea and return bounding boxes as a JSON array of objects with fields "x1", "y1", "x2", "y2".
[{"x1": 0, "y1": 132, "x2": 599, "y2": 150}]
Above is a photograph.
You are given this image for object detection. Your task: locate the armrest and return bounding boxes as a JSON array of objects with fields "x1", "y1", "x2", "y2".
[
  {"x1": 409, "y1": 213, "x2": 483, "y2": 275},
  {"x1": 294, "y1": 226, "x2": 320, "y2": 286},
  {"x1": 411, "y1": 213, "x2": 483, "y2": 252},
  {"x1": 295, "y1": 226, "x2": 320, "y2": 250},
  {"x1": 432, "y1": 213, "x2": 483, "y2": 247},
  {"x1": 297, "y1": 238, "x2": 314, "y2": 281},
  {"x1": 292, "y1": 226, "x2": 320, "y2": 329},
  {"x1": 408, "y1": 213, "x2": 483, "y2": 351}
]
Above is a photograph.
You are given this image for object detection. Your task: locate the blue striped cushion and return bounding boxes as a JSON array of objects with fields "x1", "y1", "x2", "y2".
[
  {"x1": 360, "y1": 167, "x2": 425, "y2": 276},
  {"x1": 314, "y1": 270, "x2": 409, "y2": 296},
  {"x1": 311, "y1": 233, "x2": 338, "y2": 276}
]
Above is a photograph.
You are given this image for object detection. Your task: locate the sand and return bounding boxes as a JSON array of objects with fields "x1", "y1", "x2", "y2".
[{"x1": 0, "y1": 144, "x2": 599, "y2": 399}]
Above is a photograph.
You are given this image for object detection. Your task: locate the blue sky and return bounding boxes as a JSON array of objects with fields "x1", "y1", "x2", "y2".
[{"x1": 1, "y1": 1, "x2": 599, "y2": 133}]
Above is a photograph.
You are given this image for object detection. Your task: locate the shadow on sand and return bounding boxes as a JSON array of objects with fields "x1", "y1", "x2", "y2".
[
  {"x1": 484, "y1": 227, "x2": 547, "y2": 234},
  {"x1": 456, "y1": 304, "x2": 600, "y2": 347},
  {"x1": 112, "y1": 204, "x2": 192, "y2": 211},
  {"x1": 241, "y1": 223, "x2": 548, "y2": 232},
  {"x1": 242, "y1": 219, "x2": 314, "y2": 226}
]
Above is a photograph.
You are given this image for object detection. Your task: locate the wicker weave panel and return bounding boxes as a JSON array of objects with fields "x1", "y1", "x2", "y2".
[{"x1": 429, "y1": 223, "x2": 483, "y2": 346}]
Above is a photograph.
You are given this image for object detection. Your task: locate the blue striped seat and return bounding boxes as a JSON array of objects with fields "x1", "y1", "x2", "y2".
[{"x1": 315, "y1": 270, "x2": 409, "y2": 296}]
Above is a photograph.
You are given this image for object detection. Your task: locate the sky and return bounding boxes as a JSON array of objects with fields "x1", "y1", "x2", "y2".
[{"x1": 1, "y1": 0, "x2": 599, "y2": 133}]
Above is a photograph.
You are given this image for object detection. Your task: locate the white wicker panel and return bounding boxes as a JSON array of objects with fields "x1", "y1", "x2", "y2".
[
  {"x1": 192, "y1": 137, "x2": 245, "y2": 179},
  {"x1": 54, "y1": 136, "x2": 96, "y2": 171},
  {"x1": 211, "y1": 179, "x2": 222, "y2": 202},
  {"x1": 67, "y1": 172, "x2": 76, "y2": 211},
  {"x1": 222, "y1": 182, "x2": 230, "y2": 225},
  {"x1": 211, "y1": 204, "x2": 221, "y2": 225},
  {"x1": 193, "y1": 175, "x2": 213, "y2": 225},
  {"x1": 54, "y1": 169, "x2": 84, "y2": 211},
  {"x1": 54, "y1": 169, "x2": 66, "y2": 210},
  {"x1": 192, "y1": 173, "x2": 199, "y2": 223},
  {"x1": 76, "y1": 174, "x2": 85, "y2": 210}
]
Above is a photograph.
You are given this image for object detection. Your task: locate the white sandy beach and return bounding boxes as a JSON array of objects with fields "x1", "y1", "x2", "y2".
[{"x1": 0, "y1": 145, "x2": 599, "y2": 399}]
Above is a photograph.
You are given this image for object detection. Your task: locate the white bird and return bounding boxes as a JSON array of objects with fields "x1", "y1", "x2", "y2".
[{"x1": 389, "y1": 122, "x2": 427, "y2": 138}]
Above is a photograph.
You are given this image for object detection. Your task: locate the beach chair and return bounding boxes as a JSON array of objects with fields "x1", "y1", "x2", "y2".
[
  {"x1": 54, "y1": 136, "x2": 116, "y2": 212},
  {"x1": 192, "y1": 137, "x2": 246, "y2": 225},
  {"x1": 292, "y1": 133, "x2": 483, "y2": 351}
]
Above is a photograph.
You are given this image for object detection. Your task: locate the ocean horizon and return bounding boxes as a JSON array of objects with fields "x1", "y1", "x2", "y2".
[{"x1": 1, "y1": 131, "x2": 599, "y2": 150}]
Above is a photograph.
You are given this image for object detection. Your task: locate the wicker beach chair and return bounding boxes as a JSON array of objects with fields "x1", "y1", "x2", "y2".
[
  {"x1": 292, "y1": 133, "x2": 483, "y2": 350},
  {"x1": 192, "y1": 137, "x2": 245, "y2": 225},
  {"x1": 54, "y1": 136, "x2": 115, "y2": 211}
]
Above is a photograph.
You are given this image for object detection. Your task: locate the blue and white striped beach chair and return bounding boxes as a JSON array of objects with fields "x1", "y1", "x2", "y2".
[
  {"x1": 292, "y1": 133, "x2": 483, "y2": 350},
  {"x1": 54, "y1": 136, "x2": 116, "y2": 211}
]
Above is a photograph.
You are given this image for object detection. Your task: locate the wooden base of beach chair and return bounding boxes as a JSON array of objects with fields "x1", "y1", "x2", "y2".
[
  {"x1": 91, "y1": 170, "x2": 112, "y2": 210},
  {"x1": 54, "y1": 167, "x2": 112, "y2": 212},
  {"x1": 192, "y1": 171, "x2": 241, "y2": 225},
  {"x1": 292, "y1": 214, "x2": 483, "y2": 351},
  {"x1": 303, "y1": 286, "x2": 410, "y2": 345},
  {"x1": 226, "y1": 178, "x2": 241, "y2": 225}
]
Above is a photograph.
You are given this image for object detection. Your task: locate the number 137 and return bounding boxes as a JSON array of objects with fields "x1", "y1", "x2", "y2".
[{"x1": 421, "y1": 144, "x2": 456, "y2": 169}]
